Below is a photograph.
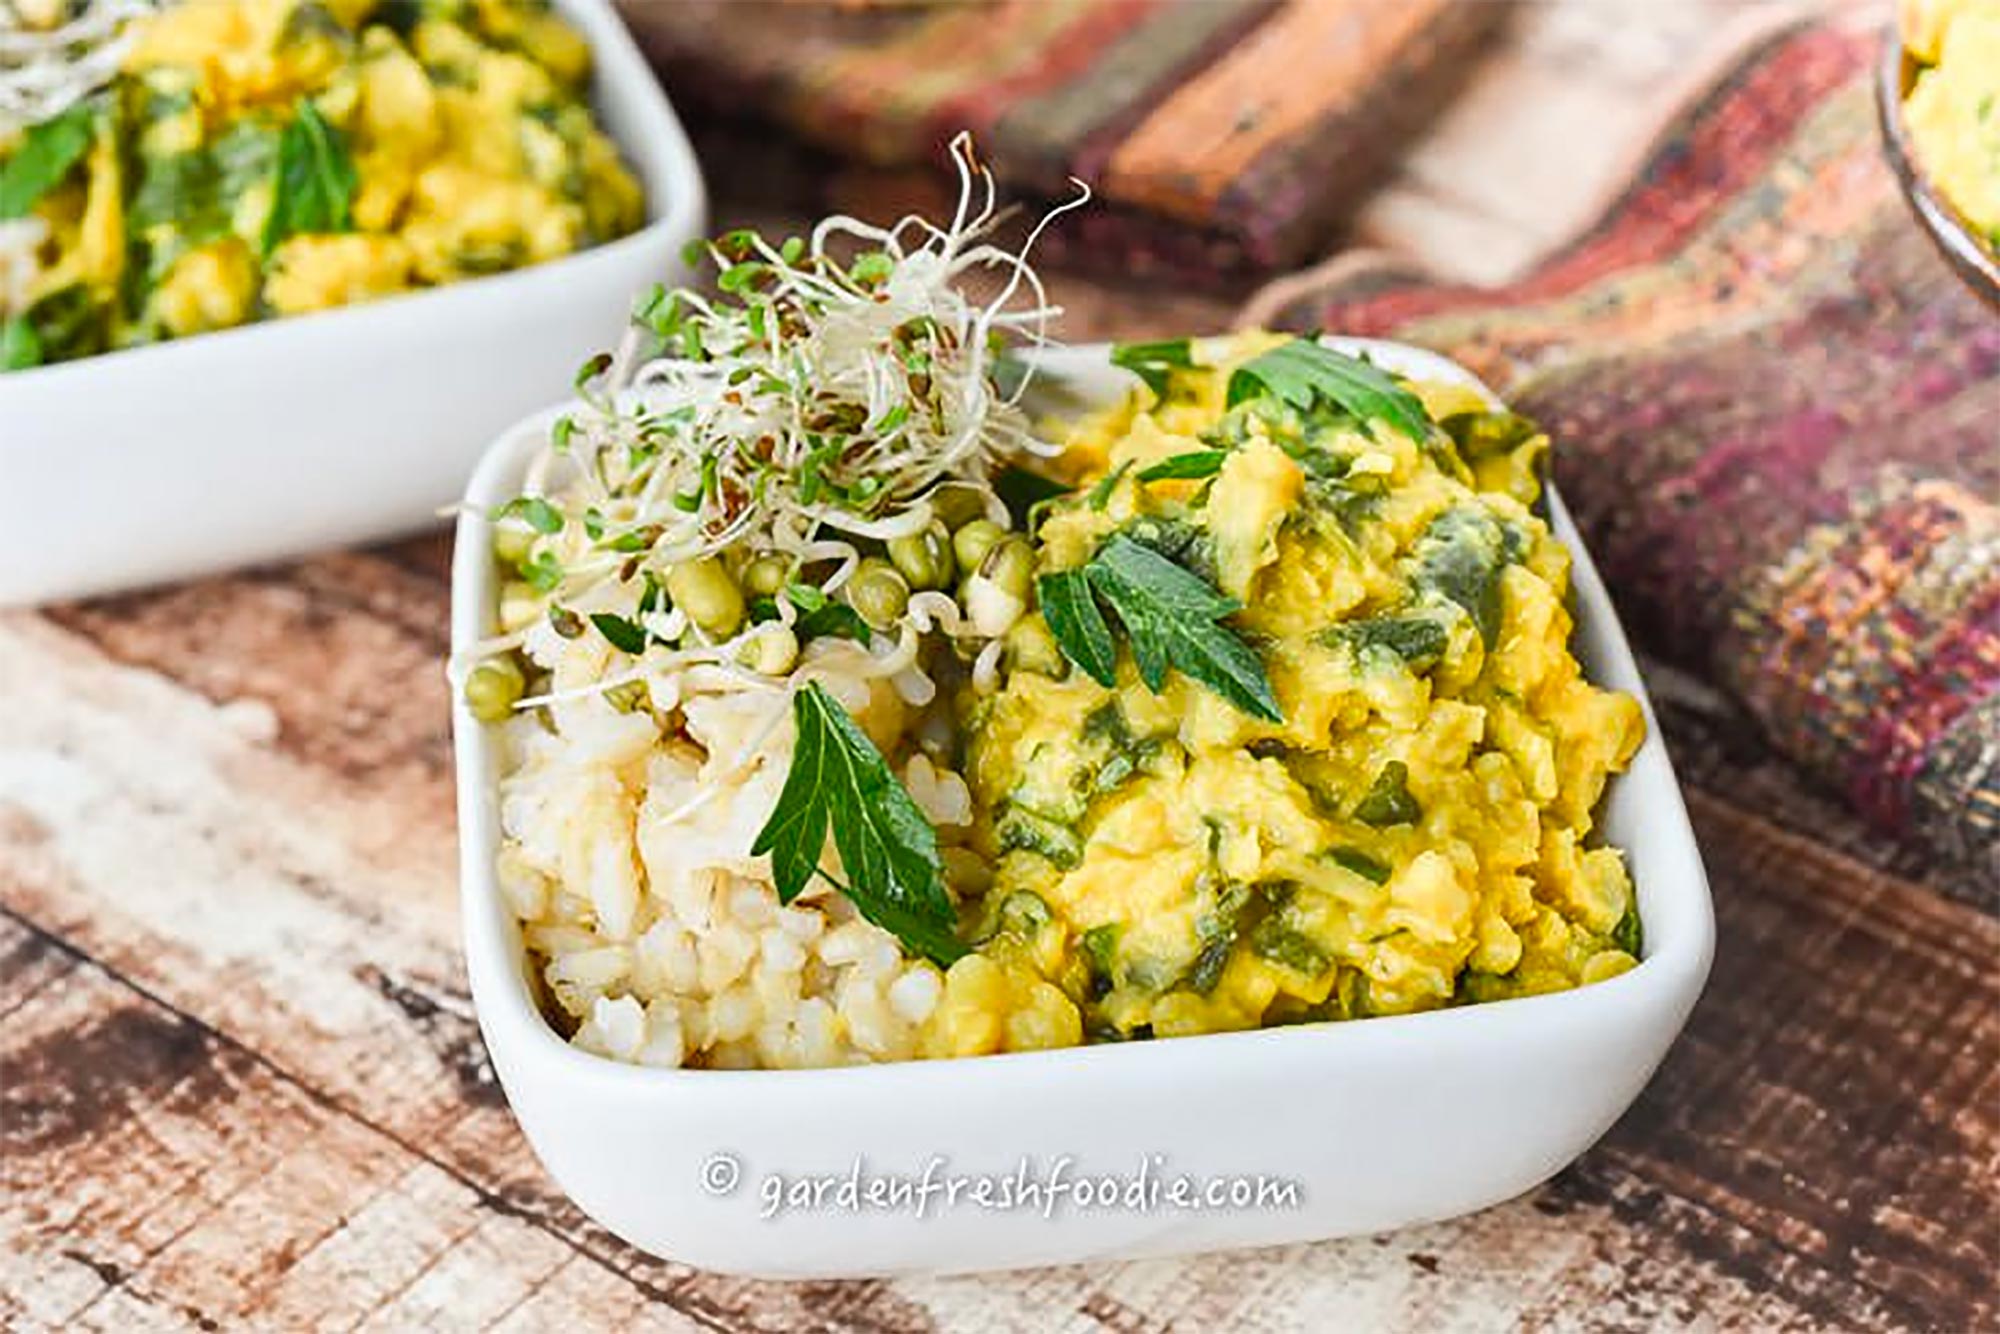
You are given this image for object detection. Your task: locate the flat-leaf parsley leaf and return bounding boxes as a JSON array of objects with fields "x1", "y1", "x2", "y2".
[
  {"x1": 1109, "y1": 338, "x2": 1195, "y2": 399},
  {"x1": 1226, "y1": 338, "x2": 1429, "y2": 445},
  {"x1": 589, "y1": 612, "x2": 649, "y2": 655},
  {"x1": 1036, "y1": 568, "x2": 1115, "y2": 686},
  {"x1": 0, "y1": 103, "x2": 95, "y2": 221},
  {"x1": 1040, "y1": 533, "x2": 1281, "y2": 722},
  {"x1": 261, "y1": 101, "x2": 356, "y2": 255},
  {"x1": 1137, "y1": 449, "x2": 1228, "y2": 482},
  {"x1": 751, "y1": 682, "x2": 966, "y2": 965}
]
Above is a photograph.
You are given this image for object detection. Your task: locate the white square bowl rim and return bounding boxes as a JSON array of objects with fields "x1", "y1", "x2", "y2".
[
  {"x1": 0, "y1": 0, "x2": 700, "y2": 389},
  {"x1": 452, "y1": 335, "x2": 1715, "y2": 1095}
]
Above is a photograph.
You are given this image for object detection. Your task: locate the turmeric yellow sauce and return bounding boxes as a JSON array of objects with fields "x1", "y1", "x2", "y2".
[
  {"x1": 1902, "y1": 0, "x2": 2000, "y2": 249},
  {"x1": 1, "y1": 0, "x2": 643, "y2": 369},
  {"x1": 926, "y1": 335, "x2": 1645, "y2": 1056}
]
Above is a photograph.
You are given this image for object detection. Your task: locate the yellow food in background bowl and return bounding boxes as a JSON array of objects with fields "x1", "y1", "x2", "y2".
[
  {"x1": 0, "y1": 0, "x2": 644, "y2": 369},
  {"x1": 939, "y1": 334, "x2": 1646, "y2": 1055},
  {"x1": 1900, "y1": 0, "x2": 2000, "y2": 250}
]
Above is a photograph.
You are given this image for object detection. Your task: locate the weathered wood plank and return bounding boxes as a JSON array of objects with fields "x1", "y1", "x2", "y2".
[
  {"x1": 1, "y1": 966, "x2": 276, "y2": 1320},
  {"x1": 1596, "y1": 791, "x2": 2000, "y2": 1330},
  {"x1": 0, "y1": 921, "x2": 730, "y2": 1334},
  {"x1": 66, "y1": 1288, "x2": 210, "y2": 1334},
  {"x1": 485, "y1": 1253, "x2": 713, "y2": 1334},
  {"x1": 0, "y1": 911, "x2": 76, "y2": 1022},
  {"x1": 0, "y1": 1243, "x2": 115, "y2": 1332},
  {"x1": 44, "y1": 553, "x2": 456, "y2": 803},
  {"x1": 3, "y1": 946, "x2": 388, "y2": 1330},
  {"x1": 348, "y1": 1210, "x2": 575, "y2": 1333}
]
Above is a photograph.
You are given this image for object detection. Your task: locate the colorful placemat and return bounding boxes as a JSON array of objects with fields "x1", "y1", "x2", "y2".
[
  {"x1": 1244, "y1": 22, "x2": 2000, "y2": 890},
  {"x1": 615, "y1": 0, "x2": 1500, "y2": 284}
]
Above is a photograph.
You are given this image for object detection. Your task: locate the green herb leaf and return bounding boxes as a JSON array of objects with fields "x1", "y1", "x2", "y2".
[
  {"x1": 1058, "y1": 534, "x2": 1281, "y2": 723},
  {"x1": 278, "y1": 0, "x2": 353, "y2": 50},
  {"x1": 849, "y1": 250, "x2": 894, "y2": 286},
  {"x1": 1413, "y1": 508, "x2": 1512, "y2": 647},
  {"x1": 1117, "y1": 514, "x2": 1214, "y2": 579},
  {"x1": 521, "y1": 549, "x2": 564, "y2": 593},
  {"x1": 1441, "y1": 409, "x2": 1540, "y2": 460},
  {"x1": 499, "y1": 496, "x2": 565, "y2": 534},
  {"x1": 996, "y1": 805, "x2": 1083, "y2": 870},
  {"x1": 1080, "y1": 923, "x2": 1122, "y2": 978},
  {"x1": 1323, "y1": 615, "x2": 1449, "y2": 672},
  {"x1": 1085, "y1": 459, "x2": 1133, "y2": 511},
  {"x1": 786, "y1": 583, "x2": 870, "y2": 643},
  {"x1": 795, "y1": 601, "x2": 871, "y2": 644},
  {"x1": 1249, "y1": 918, "x2": 1330, "y2": 976},
  {"x1": 7, "y1": 284, "x2": 98, "y2": 365},
  {"x1": 994, "y1": 465, "x2": 1069, "y2": 530},
  {"x1": 633, "y1": 284, "x2": 681, "y2": 339},
  {"x1": 1109, "y1": 338, "x2": 1195, "y2": 398},
  {"x1": 1226, "y1": 339, "x2": 1429, "y2": 445},
  {"x1": 751, "y1": 682, "x2": 966, "y2": 965},
  {"x1": 1611, "y1": 904, "x2": 1643, "y2": 957},
  {"x1": 128, "y1": 120, "x2": 281, "y2": 290},
  {"x1": 572, "y1": 351, "x2": 611, "y2": 392},
  {"x1": 1037, "y1": 569, "x2": 1116, "y2": 687},
  {"x1": 783, "y1": 581, "x2": 829, "y2": 613},
  {"x1": 996, "y1": 889, "x2": 1054, "y2": 935},
  {"x1": 1138, "y1": 450, "x2": 1228, "y2": 482},
  {"x1": 1325, "y1": 847, "x2": 1391, "y2": 884},
  {"x1": 1184, "y1": 884, "x2": 1251, "y2": 995},
  {"x1": 590, "y1": 612, "x2": 649, "y2": 655},
  {"x1": 261, "y1": 101, "x2": 356, "y2": 255},
  {"x1": 1, "y1": 317, "x2": 42, "y2": 371},
  {"x1": 717, "y1": 260, "x2": 766, "y2": 294},
  {"x1": 1353, "y1": 761, "x2": 1420, "y2": 828},
  {"x1": 713, "y1": 228, "x2": 761, "y2": 260},
  {"x1": 0, "y1": 104, "x2": 95, "y2": 220},
  {"x1": 797, "y1": 438, "x2": 841, "y2": 506}
]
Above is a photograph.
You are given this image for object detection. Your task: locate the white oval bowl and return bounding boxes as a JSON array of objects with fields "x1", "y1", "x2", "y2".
[
  {"x1": 0, "y1": 0, "x2": 705, "y2": 606},
  {"x1": 450, "y1": 338, "x2": 1715, "y2": 1278}
]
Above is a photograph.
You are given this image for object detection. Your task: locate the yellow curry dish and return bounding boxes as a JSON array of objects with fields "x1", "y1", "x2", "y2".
[
  {"x1": 1901, "y1": 0, "x2": 2000, "y2": 250},
  {"x1": 465, "y1": 156, "x2": 1645, "y2": 1071},
  {"x1": 939, "y1": 335, "x2": 1646, "y2": 1052},
  {"x1": 0, "y1": 0, "x2": 644, "y2": 371}
]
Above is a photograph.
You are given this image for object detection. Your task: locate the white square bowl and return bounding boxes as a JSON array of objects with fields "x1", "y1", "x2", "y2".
[
  {"x1": 0, "y1": 0, "x2": 705, "y2": 606},
  {"x1": 450, "y1": 338, "x2": 1715, "y2": 1278}
]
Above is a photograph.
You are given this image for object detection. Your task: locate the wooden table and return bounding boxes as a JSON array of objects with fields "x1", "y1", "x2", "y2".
[{"x1": 4, "y1": 4, "x2": 1993, "y2": 1330}]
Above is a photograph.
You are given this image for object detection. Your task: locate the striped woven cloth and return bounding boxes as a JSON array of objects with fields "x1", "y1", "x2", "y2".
[
  {"x1": 1246, "y1": 23, "x2": 2000, "y2": 884},
  {"x1": 616, "y1": 0, "x2": 1498, "y2": 281}
]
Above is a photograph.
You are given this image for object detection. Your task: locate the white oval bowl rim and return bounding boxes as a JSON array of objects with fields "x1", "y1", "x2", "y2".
[{"x1": 451, "y1": 336, "x2": 1716, "y2": 1090}]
